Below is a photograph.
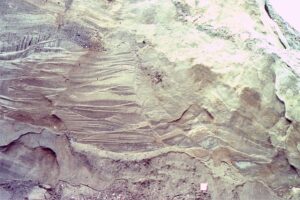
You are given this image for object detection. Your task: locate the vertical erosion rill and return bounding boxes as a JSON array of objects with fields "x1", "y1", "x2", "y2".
[{"x1": 0, "y1": 0, "x2": 300, "y2": 199}]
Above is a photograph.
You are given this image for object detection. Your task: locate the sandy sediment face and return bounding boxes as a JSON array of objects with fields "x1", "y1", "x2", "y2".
[{"x1": 0, "y1": 0, "x2": 300, "y2": 199}]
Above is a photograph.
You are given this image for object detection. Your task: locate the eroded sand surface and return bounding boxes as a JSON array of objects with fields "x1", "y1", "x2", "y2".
[{"x1": 0, "y1": 0, "x2": 300, "y2": 199}]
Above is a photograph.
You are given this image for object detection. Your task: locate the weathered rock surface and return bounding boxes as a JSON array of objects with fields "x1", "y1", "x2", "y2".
[{"x1": 0, "y1": 0, "x2": 300, "y2": 199}]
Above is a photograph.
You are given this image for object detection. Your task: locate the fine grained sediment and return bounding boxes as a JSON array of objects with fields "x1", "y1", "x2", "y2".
[{"x1": 0, "y1": 0, "x2": 300, "y2": 199}]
